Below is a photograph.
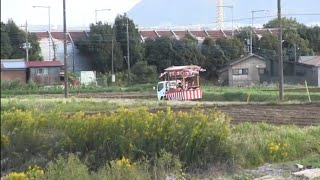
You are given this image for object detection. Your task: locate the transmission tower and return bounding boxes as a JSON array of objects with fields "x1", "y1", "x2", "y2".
[{"x1": 217, "y1": 0, "x2": 224, "y2": 30}]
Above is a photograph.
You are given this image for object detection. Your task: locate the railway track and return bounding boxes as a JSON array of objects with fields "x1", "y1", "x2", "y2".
[{"x1": 66, "y1": 103, "x2": 320, "y2": 127}]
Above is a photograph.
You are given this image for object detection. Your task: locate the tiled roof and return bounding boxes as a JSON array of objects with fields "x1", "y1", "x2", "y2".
[
  {"x1": 156, "y1": 31, "x2": 175, "y2": 38},
  {"x1": 68, "y1": 32, "x2": 87, "y2": 41},
  {"x1": 1, "y1": 59, "x2": 27, "y2": 69},
  {"x1": 173, "y1": 31, "x2": 190, "y2": 39},
  {"x1": 299, "y1": 56, "x2": 320, "y2": 66},
  {"x1": 34, "y1": 31, "x2": 87, "y2": 42},
  {"x1": 26, "y1": 61, "x2": 64, "y2": 67},
  {"x1": 207, "y1": 30, "x2": 225, "y2": 38},
  {"x1": 139, "y1": 30, "x2": 159, "y2": 39},
  {"x1": 32, "y1": 28, "x2": 278, "y2": 42},
  {"x1": 223, "y1": 30, "x2": 239, "y2": 37},
  {"x1": 189, "y1": 30, "x2": 208, "y2": 38}
]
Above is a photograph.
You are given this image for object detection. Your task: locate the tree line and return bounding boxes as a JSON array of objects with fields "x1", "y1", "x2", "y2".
[
  {"x1": 1, "y1": 20, "x2": 42, "y2": 60},
  {"x1": 76, "y1": 15, "x2": 319, "y2": 83}
]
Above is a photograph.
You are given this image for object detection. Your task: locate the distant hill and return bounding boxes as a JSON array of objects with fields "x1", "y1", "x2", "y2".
[{"x1": 128, "y1": 0, "x2": 320, "y2": 28}]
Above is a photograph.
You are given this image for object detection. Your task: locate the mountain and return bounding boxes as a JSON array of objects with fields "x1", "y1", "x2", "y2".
[{"x1": 128, "y1": 0, "x2": 320, "y2": 28}]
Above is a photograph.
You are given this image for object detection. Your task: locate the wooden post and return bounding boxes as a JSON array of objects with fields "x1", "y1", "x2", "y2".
[
  {"x1": 247, "y1": 92, "x2": 251, "y2": 103},
  {"x1": 183, "y1": 78, "x2": 185, "y2": 90},
  {"x1": 197, "y1": 75, "x2": 200, "y2": 87},
  {"x1": 305, "y1": 80, "x2": 311, "y2": 102}
]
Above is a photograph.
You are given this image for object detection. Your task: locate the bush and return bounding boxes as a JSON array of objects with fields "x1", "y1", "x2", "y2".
[
  {"x1": 5, "y1": 172, "x2": 28, "y2": 180},
  {"x1": 45, "y1": 154, "x2": 90, "y2": 180},
  {"x1": 1, "y1": 107, "x2": 231, "y2": 171},
  {"x1": 131, "y1": 61, "x2": 158, "y2": 84}
]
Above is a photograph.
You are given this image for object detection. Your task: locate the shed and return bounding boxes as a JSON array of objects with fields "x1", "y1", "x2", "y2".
[
  {"x1": 0, "y1": 59, "x2": 27, "y2": 83},
  {"x1": 26, "y1": 61, "x2": 64, "y2": 85},
  {"x1": 299, "y1": 56, "x2": 320, "y2": 87},
  {"x1": 218, "y1": 54, "x2": 266, "y2": 86}
]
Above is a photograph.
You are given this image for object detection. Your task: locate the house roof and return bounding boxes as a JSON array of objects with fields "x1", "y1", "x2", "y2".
[
  {"x1": 32, "y1": 28, "x2": 278, "y2": 43},
  {"x1": 26, "y1": 61, "x2": 64, "y2": 67},
  {"x1": 229, "y1": 54, "x2": 265, "y2": 66},
  {"x1": 34, "y1": 31, "x2": 88, "y2": 42},
  {"x1": 0, "y1": 59, "x2": 27, "y2": 69},
  {"x1": 218, "y1": 54, "x2": 265, "y2": 73},
  {"x1": 299, "y1": 56, "x2": 320, "y2": 67}
]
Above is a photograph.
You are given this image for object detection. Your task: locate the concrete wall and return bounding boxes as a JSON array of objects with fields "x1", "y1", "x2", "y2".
[
  {"x1": 39, "y1": 38, "x2": 93, "y2": 72},
  {"x1": 229, "y1": 57, "x2": 266, "y2": 86},
  {"x1": 261, "y1": 65, "x2": 319, "y2": 87},
  {"x1": 1, "y1": 70, "x2": 26, "y2": 83},
  {"x1": 218, "y1": 70, "x2": 229, "y2": 85},
  {"x1": 28, "y1": 67, "x2": 61, "y2": 85}
]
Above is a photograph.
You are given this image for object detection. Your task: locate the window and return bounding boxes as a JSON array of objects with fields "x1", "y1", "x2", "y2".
[
  {"x1": 232, "y1": 68, "x2": 248, "y2": 75},
  {"x1": 36, "y1": 68, "x2": 48, "y2": 75},
  {"x1": 157, "y1": 82, "x2": 164, "y2": 91}
]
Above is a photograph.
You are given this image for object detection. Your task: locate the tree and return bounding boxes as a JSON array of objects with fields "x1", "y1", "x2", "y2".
[
  {"x1": 302, "y1": 26, "x2": 320, "y2": 54},
  {"x1": 145, "y1": 36, "x2": 204, "y2": 73},
  {"x1": 263, "y1": 17, "x2": 314, "y2": 60},
  {"x1": 201, "y1": 38, "x2": 228, "y2": 80},
  {"x1": 131, "y1": 61, "x2": 158, "y2": 84},
  {"x1": 76, "y1": 22, "x2": 123, "y2": 73},
  {"x1": 216, "y1": 37, "x2": 244, "y2": 60},
  {"x1": 0, "y1": 20, "x2": 42, "y2": 60},
  {"x1": 1, "y1": 22, "x2": 12, "y2": 58},
  {"x1": 114, "y1": 14, "x2": 144, "y2": 69},
  {"x1": 144, "y1": 37, "x2": 176, "y2": 72},
  {"x1": 263, "y1": 17, "x2": 306, "y2": 29},
  {"x1": 255, "y1": 33, "x2": 278, "y2": 61}
]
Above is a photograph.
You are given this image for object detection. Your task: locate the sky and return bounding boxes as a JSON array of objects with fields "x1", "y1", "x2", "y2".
[
  {"x1": 1, "y1": 0, "x2": 319, "y2": 30},
  {"x1": 1, "y1": 0, "x2": 142, "y2": 28},
  {"x1": 128, "y1": 0, "x2": 320, "y2": 28}
]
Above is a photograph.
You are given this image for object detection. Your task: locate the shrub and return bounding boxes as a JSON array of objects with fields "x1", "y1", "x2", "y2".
[
  {"x1": 5, "y1": 172, "x2": 28, "y2": 180},
  {"x1": 1, "y1": 107, "x2": 231, "y2": 171},
  {"x1": 45, "y1": 154, "x2": 90, "y2": 180}
]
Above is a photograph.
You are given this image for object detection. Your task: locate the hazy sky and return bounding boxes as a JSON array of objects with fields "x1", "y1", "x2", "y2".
[
  {"x1": 1, "y1": 0, "x2": 142, "y2": 27},
  {"x1": 1, "y1": 0, "x2": 319, "y2": 29}
]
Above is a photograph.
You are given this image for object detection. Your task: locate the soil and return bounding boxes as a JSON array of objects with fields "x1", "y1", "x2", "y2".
[{"x1": 17, "y1": 92, "x2": 320, "y2": 126}]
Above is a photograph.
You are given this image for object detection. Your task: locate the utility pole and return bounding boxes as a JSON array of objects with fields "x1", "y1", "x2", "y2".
[
  {"x1": 278, "y1": 0, "x2": 284, "y2": 100},
  {"x1": 250, "y1": 11, "x2": 254, "y2": 54},
  {"x1": 251, "y1": 9, "x2": 268, "y2": 54},
  {"x1": 63, "y1": 0, "x2": 68, "y2": 98},
  {"x1": 126, "y1": 17, "x2": 131, "y2": 85},
  {"x1": 25, "y1": 21, "x2": 29, "y2": 61},
  {"x1": 111, "y1": 25, "x2": 115, "y2": 82},
  {"x1": 294, "y1": 43, "x2": 297, "y2": 76}
]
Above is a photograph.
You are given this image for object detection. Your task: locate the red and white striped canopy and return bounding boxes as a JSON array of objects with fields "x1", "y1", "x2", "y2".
[{"x1": 160, "y1": 65, "x2": 206, "y2": 78}]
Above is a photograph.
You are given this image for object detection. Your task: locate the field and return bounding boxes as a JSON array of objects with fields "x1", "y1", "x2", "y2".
[{"x1": 1, "y1": 84, "x2": 320, "y2": 179}]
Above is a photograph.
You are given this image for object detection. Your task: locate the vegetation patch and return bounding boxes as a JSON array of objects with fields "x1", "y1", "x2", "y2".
[{"x1": 1, "y1": 105, "x2": 319, "y2": 178}]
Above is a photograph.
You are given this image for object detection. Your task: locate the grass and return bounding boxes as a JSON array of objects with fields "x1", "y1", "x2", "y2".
[
  {"x1": 1, "y1": 83, "x2": 155, "y2": 98},
  {"x1": 202, "y1": 85, "x2": 320, "y2": 102},
  {"x1": 2, "y1": 80, "x2": 320, "y2": 102},
  {"x1": 229, "y1": 123, "x2": 320, "y2": 168}
]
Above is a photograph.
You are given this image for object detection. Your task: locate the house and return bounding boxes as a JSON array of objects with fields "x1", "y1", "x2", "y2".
[
  {"x1": 26, "y1": 61, "x2": 64, "y2": 86},
  {"x1": 218, "y1": 54, "x2": 320, "y2": 87},
  {"x1": 0, "y1": 59, "x2": 27, "y2": 83},
  {"x1": 218, "y1": 54, "x2": 267, "y2": 86},
  {"x1": 298, "y1": 56, "x2": 320, "y2": 87}
]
